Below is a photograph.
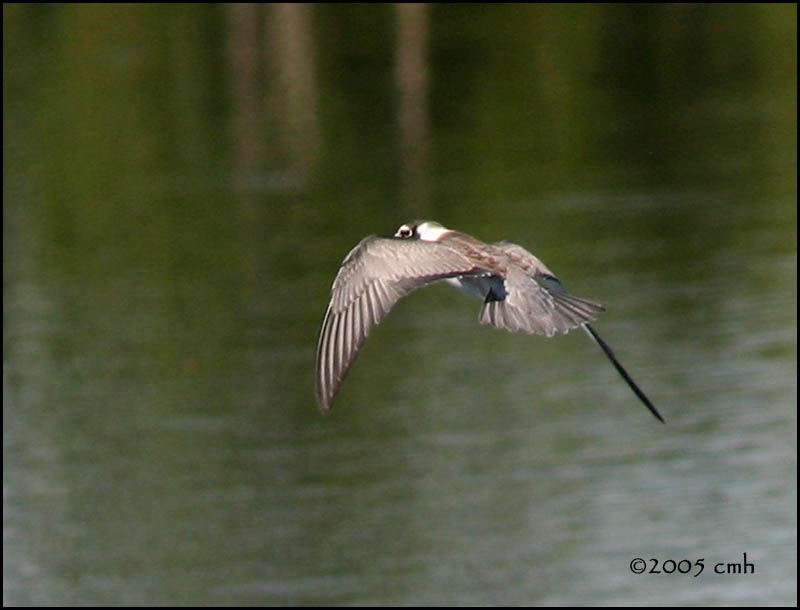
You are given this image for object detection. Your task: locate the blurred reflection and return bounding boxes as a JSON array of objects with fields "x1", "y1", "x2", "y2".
[
  {"x1": 395, "y1": 3, "x2": 430, "y2": 215},
  {"x1": 270, "y1": 3, "x2": 319, "y2": 178},
  {"x1": 226, "y1": 2, "x2": 263, "y2": 199}
]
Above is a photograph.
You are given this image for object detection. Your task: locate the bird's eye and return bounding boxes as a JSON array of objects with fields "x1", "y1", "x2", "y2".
[{"x1": 396, "y1": 226, "x2": 414, "y2": 239}]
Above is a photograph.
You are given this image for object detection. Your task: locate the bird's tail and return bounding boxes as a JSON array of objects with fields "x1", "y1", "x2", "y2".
[{"x1": 582, "y1": 323, "x2": 664, "y2": 423}]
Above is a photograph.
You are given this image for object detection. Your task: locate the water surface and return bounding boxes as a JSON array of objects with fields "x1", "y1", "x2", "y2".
[{"x1": 4, "y1": 4, "x2": 796, "y2": 605}]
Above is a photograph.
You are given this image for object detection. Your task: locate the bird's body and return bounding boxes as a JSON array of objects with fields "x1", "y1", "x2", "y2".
[{"x1": 315, "y1": 220, "x2": 663, "y2": 422}]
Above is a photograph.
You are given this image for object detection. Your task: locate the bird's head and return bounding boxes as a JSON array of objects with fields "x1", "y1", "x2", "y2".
[{"x1": 394, "y1": 220, "x2": 452, "y2": 242}]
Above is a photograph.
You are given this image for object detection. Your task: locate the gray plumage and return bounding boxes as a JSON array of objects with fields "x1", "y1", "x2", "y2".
[
  {"x1": 315, "y1": 235, "x2": 486, "y2": 413},
  {"x1": 314, "y1": 220, "x2": 663, "y2": 423}
]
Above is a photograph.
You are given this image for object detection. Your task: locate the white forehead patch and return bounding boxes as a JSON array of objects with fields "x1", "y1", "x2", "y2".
[{"x1": 416, "y1": 221, "x2": 451, "y2": 242}]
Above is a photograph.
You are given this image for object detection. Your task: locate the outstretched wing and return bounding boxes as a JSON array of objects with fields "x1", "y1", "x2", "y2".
[
  {"x1": 316, "y1": 236, "x2": 485, "y2": 412},
  {"x1": 479, "y1": 241, "x2": 606, "y2": 337}
]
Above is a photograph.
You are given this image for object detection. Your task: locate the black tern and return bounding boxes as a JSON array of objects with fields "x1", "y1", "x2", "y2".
[{"x1": 315, "y1": 220, "x2": 664, "y2": 422}]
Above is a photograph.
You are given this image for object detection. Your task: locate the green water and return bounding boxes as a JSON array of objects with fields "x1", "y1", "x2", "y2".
[{"x1": 4, "y1": 4, "x2": 796, "y2": 605}]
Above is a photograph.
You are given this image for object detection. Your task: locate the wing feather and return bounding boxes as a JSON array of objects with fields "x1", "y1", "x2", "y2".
[{"x1": 315, "y1": 236, "x2": 485, "y2": 412}]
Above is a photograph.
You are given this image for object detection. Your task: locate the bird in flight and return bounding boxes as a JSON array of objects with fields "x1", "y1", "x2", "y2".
[{"x1": 315, "y1": 220, "x2": 663, "y2": 422}]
